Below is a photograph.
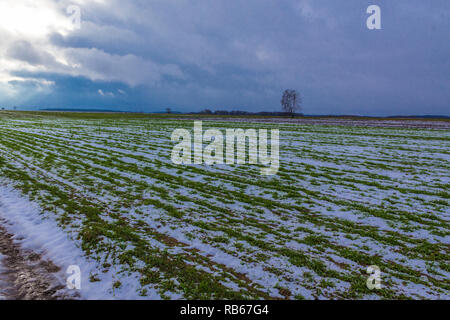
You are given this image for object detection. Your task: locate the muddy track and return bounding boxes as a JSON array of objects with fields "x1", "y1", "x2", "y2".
[{"x1": 0, "y1": 221, "x2": 78, "y2": 300}]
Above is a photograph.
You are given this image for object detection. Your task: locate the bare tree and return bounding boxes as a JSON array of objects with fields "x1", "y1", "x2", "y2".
[{"x1": 281, "y1": 89, "x2": 301, "y2": 118}]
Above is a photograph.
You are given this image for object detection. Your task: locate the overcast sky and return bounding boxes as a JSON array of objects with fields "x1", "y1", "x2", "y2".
[{"x1": 0, "y1": 0, "x2": 449, "y2": 115}]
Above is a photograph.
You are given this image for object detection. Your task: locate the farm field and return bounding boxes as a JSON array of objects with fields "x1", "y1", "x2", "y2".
[{"x1": 0, "y1": 112, "x2": 449, "y2": 299}]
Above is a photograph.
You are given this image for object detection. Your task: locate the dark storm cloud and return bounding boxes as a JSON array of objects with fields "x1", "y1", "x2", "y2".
[{"x1": 1, "y1": 0, "x2": 449, "y2": 115}]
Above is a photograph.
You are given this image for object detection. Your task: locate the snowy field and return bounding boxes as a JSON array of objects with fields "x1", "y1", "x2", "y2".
[{"x1": 0, "y1": 114, "x2": 449, "y2": 299}]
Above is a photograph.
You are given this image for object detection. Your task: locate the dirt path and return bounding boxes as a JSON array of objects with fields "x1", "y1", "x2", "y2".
[{"x1": 0, "y1": 221, "x2": 79, "y2": 300}]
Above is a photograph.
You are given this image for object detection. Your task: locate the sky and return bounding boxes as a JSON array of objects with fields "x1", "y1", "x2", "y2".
[{"x1": 0, "y1": 0, "x2": 448, "y2": 115}]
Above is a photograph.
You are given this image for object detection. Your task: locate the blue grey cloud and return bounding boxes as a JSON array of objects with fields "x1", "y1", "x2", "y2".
[{"x1": 0, "y1": 0, "x2": 449, "y2": 115}]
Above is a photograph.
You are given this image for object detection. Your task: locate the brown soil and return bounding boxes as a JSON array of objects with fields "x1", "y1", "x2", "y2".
[{"x1": 0, "y1": 221, "x2": 79, "y2": 300}]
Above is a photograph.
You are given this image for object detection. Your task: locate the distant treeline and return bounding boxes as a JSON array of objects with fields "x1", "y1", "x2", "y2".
[
  {"x1": 191, "y1": 109, "x2": 304, "y2": 116},
  {"x1": 40, "y1": 108, "x2": 123, "y2": 113},
  {"x1": 6, "y1": 107, "x2": 448, "y2": 119},
  {"x1": 190, "y1": 109, "x2": 449, "y2": 118},
  {"x1": 385, "y1": 115, "x2": 450, "y2": 119}
]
